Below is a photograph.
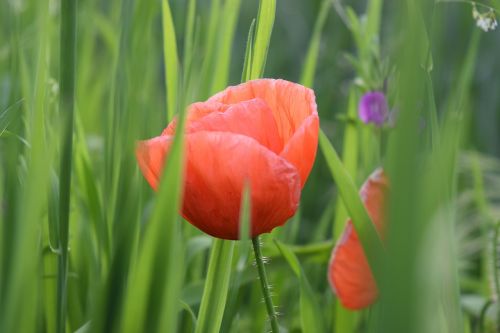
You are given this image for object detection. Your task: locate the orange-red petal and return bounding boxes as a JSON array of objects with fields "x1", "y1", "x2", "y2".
[
  {"x1": 328, "y1": 169, "x2": 388, "y2": 310},
  {"x1": 136, "y1": 131, "x2": 301, "y2": 240},
  {"x1": 136, "y1": 135, "x2": 173, "y2": 191},
  {"x1": 208, "y1": 79, "x2": 317, "y2": 148},
  {"x1": 187, "y1": 98, "x2": 282, "y2": 154},
  {"x1": 182, "y1": 131, "x2": 301, "y2": 239},
  {"x1": 137, "y1": 79, "x2": 319, "y2": 239},
  {"x1": 280, "y1": 113, "x2": 319, "y2": 187},
  {"x1": 162, "y1": 102, "x2": 230, "y2": 136}
]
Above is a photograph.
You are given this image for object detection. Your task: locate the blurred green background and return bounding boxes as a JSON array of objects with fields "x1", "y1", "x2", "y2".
[{"x1": 1, "y1": 0, "x2": 500, "y2": 332}]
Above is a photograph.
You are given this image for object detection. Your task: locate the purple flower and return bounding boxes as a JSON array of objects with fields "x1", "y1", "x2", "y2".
[{"x1": 358, "y1": 91, "x2": 389, "y2": 126}]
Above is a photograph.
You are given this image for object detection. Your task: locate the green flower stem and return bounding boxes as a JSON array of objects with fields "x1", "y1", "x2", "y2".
[{"x1": 252, "y1": 236, "x2": 279, "y2": 333}]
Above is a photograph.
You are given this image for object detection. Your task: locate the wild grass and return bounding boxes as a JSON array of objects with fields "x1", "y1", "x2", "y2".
[{"x1": 0, "y1": 0, "x2": 499, "y2": 332}]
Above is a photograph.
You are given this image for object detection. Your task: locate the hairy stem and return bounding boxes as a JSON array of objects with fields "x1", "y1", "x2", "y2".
[{"x1": 252, "y1": 236, "x2": 279, "y2": 333}]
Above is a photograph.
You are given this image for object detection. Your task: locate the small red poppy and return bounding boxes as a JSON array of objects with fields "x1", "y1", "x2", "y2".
[
  {"x1": 136, "y1": 79, "x2": 319, "y2": 240},
  {"x1": 328, "y1": 168, "x2": 388, "y2": 310}
]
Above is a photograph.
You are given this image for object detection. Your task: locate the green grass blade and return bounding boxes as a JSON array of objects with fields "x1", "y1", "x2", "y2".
[
  {"x1": 366, "y1": 0, "x2": 383, "y2": 44},
  {"x1": 74, "y1": 116, "x2": 109, "y2": 266},
  {"x1": 0, "y1": 162, "x2": 3, "y2": 300},
  {"x1": 119, "y1": 142, "x2": 186, "y2": 333},
  {"x1": 199, "y1": 0, "x2": 222, "y2": 98},
  {"x1": 319, "y1": 129, "x2": 384, "y2": 283},
  {"x1": 425, "y1": 71, "x2": 440, "y2": 149},
  {"x1": 300, "y1": 0, "x2": 330, "y2": 88},
  {"x1": 1, "y1": 2, "x2": 51, "y2": 331},
  {"x1": 219, "y1": 185, "x2": 252, "y2": 331},
  {"x1": 242, "y1": 19, "x2": 256, "y2": 82},
  {"x1": 119, "y1": 3, "x2": 187, "y2": 329},
  {"x1": 183, "y1": 0, "x2": 197, "y2": 83},
  {"x1": 333, "y1": 90, "x2": 359, "y2": 238},
  {"x1": 425, "y1": 28, "x2": 481, "y2": 333},
  {"x1": 274, "y1": 240, "x2": 326, "y2": 333},
  {"x1": 48, "y1": 172, "x2": 60, "y2": 252},
  {"x1": 210, "y1": 0, "x2": 242, "y2": 93},
  {"x1": 162, "y1": 0, "x2": 179, "y2": 121},
  {"x1": 379, "y1": 2, "x2": 436, "y2": 331},
  {"x1": 332, "y1": 90, "x2": 361, "y2": 333},
  {"x1": 194, "y1": 239, "x2": 235, "y2": 333},
  {"x1": 250, "y1": 0, "x2": 276, "y2": 79},
  {"x1": 57, "y1": 0, "x2": 77, "y2": 331}
]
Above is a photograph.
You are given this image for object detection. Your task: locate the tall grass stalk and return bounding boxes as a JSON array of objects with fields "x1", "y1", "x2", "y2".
[
  {"x1": 195, "y1": 240, "x2": 235, "y2": 333},
  {"x1": 1, "y1": 0, "x2": 499, "y2": 332},
  {"x1": 162, "y1": 0, "x2": 178, "y2": 122},
  {"x1": 57, "y1": 0, "x2": 77, "y2": 332}
]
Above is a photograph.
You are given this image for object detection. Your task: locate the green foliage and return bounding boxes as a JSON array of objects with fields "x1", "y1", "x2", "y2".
[
  {"x1": 162, "y1": 0, "x2": 179, "y2": 121},
  {"x1": 250, "y1": 0, "x2": 276, "y2": 79},
  {"x1": 1, "y1": 0, "x2": 500, "y2": 332},
  {"x1": 195, "y1": 240, "x2": 235, "y2": 333},
  {"x1": 300, "y1": 0, "x2": 330, "y2": 88},
  {"x1": 275, "y1": 240, "x2": 325, "y2": 333}
]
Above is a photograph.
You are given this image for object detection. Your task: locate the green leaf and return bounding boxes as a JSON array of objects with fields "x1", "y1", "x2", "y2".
[
  {"x1": 274, "y1": 240, "x2": 325, "y2": 333},
  {"x1": 183, "y1": 0, "x2": 197, "y2": 83},
  {"x1": 333, "y1": 89, "x2": 359, "y2": 238},
  {"x1": 250, "y1": 0, "x2": 276, "y2": 79},
  {"x1": 365, "y1": 0, "x2": 383, "y2": 45},
  {"x1": 74, "y1": 115, "x2": 109, "y2": 262},
  {"x1": 74, "y1": 321, "x2": 92, "y2": 333},
  {"x1": 186, "y1": 236, "x2": 213, "y2": 264},
  {"x1": 210, "y1": 0, "x2": 242, "y2": 93},
  {"x1": 332, "y1": 89, "x2": 361, "y2": 333},
  {"x1": 242, "y1": 19, "x2": 256, "y2": 82},
  {"x1": 218, "y1": 185, "x2": 252, "y2": 332},
  {"x1": 162, "y1": 0, "x2": 179, "y2": 121},
  {"x1": 194, "y1": 239, "x2": 235, "y2": 333},
  {"x1": 300, "y1": 0, "x2": 330, "y2": 88},
  {"x1": 180, "y1": 300, "x2": 198, "y2": 329},
  {"x1": 118, "y1": 11, "x2": 187, "y2": 329},
  {"x1": 119, "y1": 114, "x2": 186, "y2": 333},
  {"x1": 198, "y1": 0, "x2": 222, "y2": 98},
  {"x1": 1, "y1": 2, "x2": 51, "y2": 332}
]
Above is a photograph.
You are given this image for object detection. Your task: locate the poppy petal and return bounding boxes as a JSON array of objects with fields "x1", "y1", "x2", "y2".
[
  {"x1": 136, "y1": 135, "x2": 174, "y2": 191},
  {"x1": 208, "y1": 79, "x2": 317, "y2": 147},
  {"x1": 162, "y1": 102, "x2": 230, "y2": 136},
  {"x1": 188, "y1": 98, "x2": 282, "y2": 153},
  {"x1": 280, "y1": 113, "x2": 319, "y2": 187},
  {"x1": 328, "y1": 168, "x2": 388, "y2": 309},
  {"x1": 182, "y1": 131, "x2": 301, "y2": 239},
  {"x1": 360, "y1": 168, "x2": 387, "y2": 233}
]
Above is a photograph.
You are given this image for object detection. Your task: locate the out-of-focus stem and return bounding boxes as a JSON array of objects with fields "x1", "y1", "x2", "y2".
[
  {"x1": 57, "y1": 0, "x2": 77, "y2": 332},
  {"x1": 492, "y1": 222, "x2": 500, "y2": 331}
]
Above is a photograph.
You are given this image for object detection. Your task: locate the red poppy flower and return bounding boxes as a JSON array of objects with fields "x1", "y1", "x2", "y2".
[
  {"x1": 328, "y1": 168, "x2": 388, "y2": 310},
  {"x1": 136, "y1": 79, "x2": 319, "y2": 240}
]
